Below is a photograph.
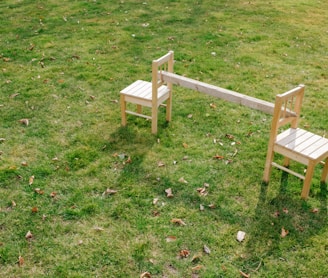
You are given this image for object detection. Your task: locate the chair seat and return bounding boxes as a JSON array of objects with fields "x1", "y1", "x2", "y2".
[
  {"x1": 275, "y1": 128, "x2": 328, "y2": 161},
  {"x1": 120, "y1": 80, "x2": 170, "y2": 101}
]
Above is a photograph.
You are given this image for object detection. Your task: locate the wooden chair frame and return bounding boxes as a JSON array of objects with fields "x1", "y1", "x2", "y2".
[
  {"x1": 120, "y1": 51, "x2": 174, "y2": 134},
  {"x1": 263, "y1": 84, "x2": 328, "y2": 199}
]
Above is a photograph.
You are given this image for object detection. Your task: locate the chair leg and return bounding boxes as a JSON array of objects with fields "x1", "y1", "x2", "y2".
[
  {"x1": 137, "y1": 104, "x2": 142, "y2": 114},
  {"x1": 263, "y1": 150, "x2": 274, "y2": 183},
  {"x1": 321, "y1": 158, "x2": 328, "y2": 183},
  {"x1": 120, "y1": 95, "x2": 127, "y2": 126},
  {"x1": 151, "y1": 106, "x2": 158, "y2": 134},
  {"x1": 166, "y1": 96, "x2": 172, "y2": 122},
  {"x1": 283, "y1": 157, "x2": 290, "y2": 168},
  {"x1": 301, "y1": 161, "x2": 315, "y2": 199}
]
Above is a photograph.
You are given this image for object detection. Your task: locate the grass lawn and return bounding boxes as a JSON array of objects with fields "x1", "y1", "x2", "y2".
[{"x1": 1, "y1": 0, "x2": 327, "y2": 277}]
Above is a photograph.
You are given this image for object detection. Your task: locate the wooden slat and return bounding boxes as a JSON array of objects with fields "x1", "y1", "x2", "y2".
[
  {"x1": 307, "y1": 139, "x2": 328, "y2": 159},
  {"x1": 275, "y1": 128, "x2": 307, "y2": 147},
  {"x1": 271, "y1": 162, "x2": 305, "y2": 180},
  {"x1": 161, "y1": 71, "x2": 277, "y2": 114}
]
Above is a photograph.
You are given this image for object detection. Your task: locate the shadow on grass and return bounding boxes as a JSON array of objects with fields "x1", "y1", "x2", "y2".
[{"x1": 235, "y1": 172, "x2": 327, "y2": 275}]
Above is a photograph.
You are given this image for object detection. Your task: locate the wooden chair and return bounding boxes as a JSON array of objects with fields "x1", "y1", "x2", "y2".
[
  {"x1": 120, "y1": 51, "x2": 174, "y2": 134},
  {"x1": 263, "y1": 84, "x2": 328, "y2": 199}
]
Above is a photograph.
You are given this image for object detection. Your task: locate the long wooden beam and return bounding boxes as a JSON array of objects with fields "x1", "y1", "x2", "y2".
[{"x1": 161, "y1": 71, "x2": 276, "y2": 115}]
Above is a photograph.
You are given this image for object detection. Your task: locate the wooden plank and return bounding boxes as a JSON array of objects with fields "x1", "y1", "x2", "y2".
[{"x1": 161, "y1": 71, "x2": 277, "y2": 114}]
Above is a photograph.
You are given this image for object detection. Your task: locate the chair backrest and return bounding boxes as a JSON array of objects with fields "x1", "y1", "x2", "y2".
[
  {"x1": 151, "y1": 51, "x2": 174, "y2": 101},
  {"x1": 270, "y1": 84, "x2": 305, "y2": 138}
]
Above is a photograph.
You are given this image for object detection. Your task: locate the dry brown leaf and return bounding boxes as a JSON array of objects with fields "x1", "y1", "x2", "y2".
[
  {"x1": 178, "y1": 177, "x2": 188, "y2": 184},
  {"x1": 11, "y1": 200, "x2": 16, "y2": 207},
  {"x1": 166, "y1": 235, "x2": 177, "y2": 242},
  {"x1": 21, "y1": 161, "x2": 28, "y2": 167},
  {"x1": 140, "y1": 272, "x2": 151, "y2": 278},
  {"x1": 187, "y1": 114, "x2": 193, "y2": 119},
  {"x1": 25, "y1": 231, "x2": 33, "y2": 240},
  {"x1": 192, "y1": 265, "x2": 203, "y2": 272},
  {"x1": 50, "y1": 192, "x2": 57, "y2": 198},
  {"x1": 171, "y1": 218, "x2": 186, "y2": 226},
  {"x1": 283, "y1": 208, "x2": 289, "y2": 214},
  {"x1": 179, "y1": 249, "x2": 190, "y2": 258},
  {"x1": 199, "y1": 204, "x2": 204, "y2": 211},
  {"x1": 225, "y1": 134, "x2": 234, "y2": 140},
  {"x1": 165, "y1": 188, "x2": 174, "y2": 198},
  {"x1": 18, "y1": 255, "x2": 24, "y2": 267},
  {"x1": 102, "y1": 188, "x2": 117, "y2": 196},
  {"x1": 213, "y1": 154, "x2": 224, "y2": 160},
  {"x1": 18, "y1": 118, "x2": 29, "y2": 126},
  {"x1": 210, "y1": 103, "x2": 216, "y2": 108},
  {"x1": 29, "y1": 175, "x2": 35, "y2": 185},
  {"x1": 208, "y1": 204, "x2": 216, "y2": 209},
  {"x1": 31, "y1": 207, "x2": 38, "y2": 213},
  {"x1": 239, "y1": 270, "x2": 250, "y2": 278},
  {"x1": 34, "y1": 188, "x2": 44, "y2": 195},
  {"x1": 196, "y1": 187, "x2": 207, "y2": 196},
  {"x1": 125, "y1": 156, "x2": 132, "y2": 163},
  {"x1": 182, "y1": 142, "x2": 188, "y2": 148},
  {"x1": 281, "y1": 227, "x2": 289, "y2": 238},
  {"x1": 191, "y1": 254, "x2": 202, "y2": 262},
  {"x1": 203, "y1": 245, "x2": 211, "y2": 254},
  {"x1": 152, "y1": 198, "x2": 159, "y2": 205},
  {"x1": 158, "y1": 161, "x2": 165, "y2": 167},
  {"x1": 93, "y1": 226, "x2": 104, "y2": 231},
  {"x1": 311, "y1": 208, "x2": 319, "y2": 213}
]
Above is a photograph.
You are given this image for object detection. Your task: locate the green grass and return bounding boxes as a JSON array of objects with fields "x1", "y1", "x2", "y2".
[{"x1": 1, "y1": 0, "x2": 327, "y2": 277}]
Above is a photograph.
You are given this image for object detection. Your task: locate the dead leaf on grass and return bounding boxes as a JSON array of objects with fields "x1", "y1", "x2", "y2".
[
  {"x1": 25, "y1": 231, "x2": 33, "y2": 240},
  {"x1": 178, "y1": 177, "x2": 188, "y2": 184},
  {"x1": 281, "y1": 227, "x2": 289, "y2": 238},
  {"x1": 179, "y1": 249, "x2": 190, "y2": 258},
  {"x1": 182, "y1": 142, "x2": 188, "y2": 148},
  {"x1": 166, "y1": 235, "x2": 177, "y2": 242},
  {"x1": 165, "y1": 188, "x2": 174, "y2": 198},
  {"x1": 239, "y1": 270, "x2": 250, "y2": 278},
  {"x1": 203, "y1": 245, "x2": 211, "y2": 254},
  {"x1": 18, "y1": 255, "x2": 24, "y2": 267},
  {"x1": 237, "y1": 231, "x2": 246, "y2": 242},
  {"x1": 171, "y1": 218, "x2": 186, "y2": 226},
  {"x1": 102, "y1": 188, "x2": 117, "y2": 196},
  {"x1": 34, "y1": 188, "x2": 44, "y2": 195},
  {"x1": 192, "y1": 265, "x2": 203, "y2": 272},
  {"x1": 213, "y1": 154, "x2": 224, "y2": 160},
  {"x1": 29, "y1": 175, "x2": 35, "y2": 185},
  {"x1": 311, "y1": 208, "x2": 319, "y2": 213},
  {"x1": 18, "y1": 118, "x2": 29, "y2": 126},
  {"x1": 140, "y1": 271, "x2": 151, "y2": 278}
]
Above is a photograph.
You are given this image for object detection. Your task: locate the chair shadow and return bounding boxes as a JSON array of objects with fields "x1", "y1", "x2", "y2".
[{"x1": 235, "y1": 172, "x2": 327, "y2": 274}]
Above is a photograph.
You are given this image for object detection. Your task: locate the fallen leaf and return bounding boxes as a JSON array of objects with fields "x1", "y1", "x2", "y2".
[
  {"x1": 18, "y1": 118, "x2": 29, "y2": 126},
  {"x1": 237, "y1": 231, "x2": 246, "y2": 242},
  {"x1": 273, "y1": 211, "x2": 280, "y2": 218},
  {"x1": 182, "y1": 142, "x2": 188, "y2": 148},
  {"x1": 210, "y1": 103, "x2": 216, "y2": 108},
  {"x1": 50, "y1": 192, "x2": 57, "y2": 198},
  {"x1": 165, "y1": 235, "x2": 177, "y2": 242},
  {"x1": 158, "y1": 161, "x2": 165, "y2": 167},
  {"x1": 191, "y1": 254, "x2": 202, "y2": 262},
  {"x1": 165, "y1": 188, "x2": 174, "y2": 198},
  {"x1": 239, "y1": 270, "x2": 250, "y2": 278},
  {"x1": 31, "y1": 207, "x2": 38, "y2": 213},
  {"x1": 11, "y1": 200, "x2": 16, "y2": 207},
  {"x1": 187, "y1": 114, "x2": 193, "y2": 119},
  {"x1": 34, "y1": 188, "x2": 44, "y2": 195},
  {"x1": 196, "y1": 187, "x2": 207, "y2": 196},
  {"x1": 203, "y1": 245, "x2": 211, "y2": 254},
  {"x1": 179, "y1": 249, "x2": 190, "y2": 258},
  {"x1": 93, "y1": 226, "x2": 104, "y2": 231},
  {"x1": 199, "y1": 204, "x2": 204, "y2": 211},
  {"x1": 21, "y1": 161, "x2": 28, "y2": 167},
  {"x1": 178, "y1": 177, "x2": 188, "y2": 184},
  {"x1": 102, "y1": 188, "x2": 117, "y2": 196},
  {"x1": 225, "y1": 134, "x2": 234, "y2": 140},
  {"x1": 152, "y1": 198, "x2": 159, "y2": 205},
  {"x1": 125, "y1": 156, "x2": 132, "y2": 163},
  {"x1": 140, "y1": 272, "x2": 151, "y2": 278},
  {"x1": 10, "y1": 93, "x2": 19, "y2": 98},
  {"x1": 25, "y1": 231, "x2": 33, "y2": 240},
  {"x1": 192, "y1": 265, "x2": 203, "y2": 272},
  {"x1": 283, "y1": 208, "x2": 289, "y2": 214},
  {"x1": 171, "y1": 218, "x2": 186, "y2": 226},
  {"x1": 281, "y1": 227, "x2": 289, "y2": 238},
  {"x1": 311, "y1": 208, "x2": 319, "y2": 213},
  {"x1": 18, "y1": 255, "x2": 24, "y2": 267},
  {"x1": 213, "y1": 155, "x2": 224, "y2": 160},
  {"x1": 208, "y1": 204, "x2": 216, "y2": 209},
  {"x1": 29, "y1": 175, "x2": 35, "y2": 185}
]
